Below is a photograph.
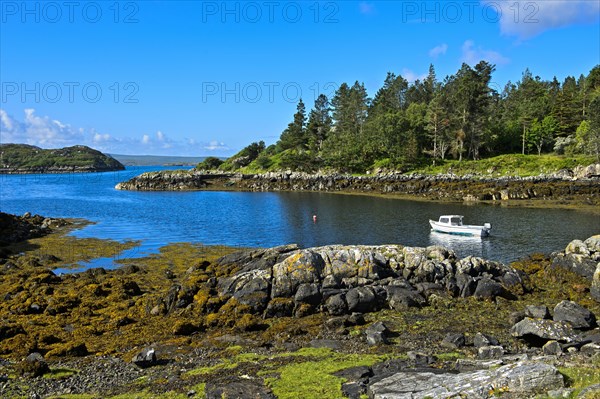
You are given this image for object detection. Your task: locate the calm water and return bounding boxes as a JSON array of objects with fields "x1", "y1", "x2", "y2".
[{"x1": 1, "y1": 166, "x2": 599, "y2": 266}]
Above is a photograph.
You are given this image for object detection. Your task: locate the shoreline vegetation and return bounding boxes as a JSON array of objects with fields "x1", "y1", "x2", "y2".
[
  {"x1": 1, "y1": 212, "x2": 599, "y2": 398},
  {"x1": 115, "y1": 155, "x2": 600, "y2": 209}
]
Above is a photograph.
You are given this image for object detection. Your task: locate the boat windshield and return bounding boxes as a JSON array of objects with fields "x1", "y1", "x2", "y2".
[
  {"x1": 450, "y1": 217, "x2": 462, "y2": 226},
  {"x1": 440, "y1": 217, "x2": 449, "y2": 224}
]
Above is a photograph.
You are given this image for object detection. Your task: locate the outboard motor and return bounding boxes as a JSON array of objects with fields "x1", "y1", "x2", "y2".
[{"x1": 484, "y1": 223, "x2": 492, "y2": 230}]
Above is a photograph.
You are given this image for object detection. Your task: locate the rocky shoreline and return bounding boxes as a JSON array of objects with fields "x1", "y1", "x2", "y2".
[
  {"x1": 115, "y1": 164, "x2": 600, "y2": 205},
  {"x1": 1, "y1": 213, "x2": 600, "y2": 398}
]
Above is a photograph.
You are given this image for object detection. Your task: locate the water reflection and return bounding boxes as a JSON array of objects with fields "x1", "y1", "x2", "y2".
[
  {"x1": 428, "y1": 231, "x2": 493, "y2": 260},
  {"x1": 1, "y1": 167, "x2": 599, "y2": 267}
]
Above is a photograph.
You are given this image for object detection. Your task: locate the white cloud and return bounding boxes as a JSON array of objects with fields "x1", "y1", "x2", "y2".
[
  {"x1": 0, "y1": 108, "x2": 84, "y2": 146},
  {"x1": 204, "y1": 140, "x2": 229, "y2": 151},
  {"x1": 0, "y1": 109, "x2": 14, "y2": 131},
  {"x1": 429, "y1": 43, "x2": 448, "y2": 58},
  {"x1": 93, "y1": 132, "x2": 112, "y2": 143},
  {"x1": 0, "y1": 108, "x2": 232, "y2": 156},
  {"x1": 461, "y1": 40, "x2": 510, "y2": 66},
  {"x1": 402, "y1": 68, "x2": 427, "y2": 83},
  {"x1": 359, "y1": 2, "x2": 375, "y2": 15},
  {"x1": 483, "y1": 0, "x2": 600, "y2": 39}
]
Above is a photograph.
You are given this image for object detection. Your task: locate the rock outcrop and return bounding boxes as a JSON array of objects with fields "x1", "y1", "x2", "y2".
[
  {"x1": 551, "y1": 235, "x2": 600, "y2": 302},
  {"x1": 115, "y1": 167, "x2": 600, "y2": 204},
  {"x1": 0, "y1": 212, "x2": 68, "y2": 246},
  {"x1": 215, "y1": 244, "x2": 526, "y2": 318},
  {"x1": 367, "y1": 361, "x2": 564, "y2": 399}
]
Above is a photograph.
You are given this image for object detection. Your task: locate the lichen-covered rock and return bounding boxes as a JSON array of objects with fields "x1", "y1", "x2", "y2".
[
  {"x1": 215, "y1": 243, "x2": 526, "y2": 318},
  {"x1": 510, "y1": 318, "x2": 577, "y2": 345},
  {"x1": 584, "y1": 235, "x2": 600, "y2": 253},
  {"x1": 565, "y1": 239, "x2": 590, "y2": 256},
  {"x1": 368, "y1": 361, "x2": 563, "y2": 398},
  {"x1": 551, "y1": 235, "x2": 600, "y2": 281},
  {"x1": 553, "y1": 300, "x2": 597, "y2": 329},
  {"x1": 271, "y1": 250, "x2": 324, "y2": 298},
  {"x1": 592, "y1": 263, "x2": 600, "y2": 302}
]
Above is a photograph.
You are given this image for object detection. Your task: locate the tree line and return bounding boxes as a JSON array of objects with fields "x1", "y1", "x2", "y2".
[{"x1": 207, "y1": 61, "x2": 600, "y2": 173}]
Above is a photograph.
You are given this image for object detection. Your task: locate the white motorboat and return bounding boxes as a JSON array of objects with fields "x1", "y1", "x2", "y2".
[{"x1": 429, "y1": 215, "x2": 491, "y2": 237}]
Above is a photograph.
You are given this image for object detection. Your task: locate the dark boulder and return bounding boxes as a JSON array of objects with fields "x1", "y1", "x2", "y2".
[
  {"x1": 456, "y1": 273, "x2": 477, "y2": 297},
  {"x1": 386, "y1": 287, "x2": 426, "y2": 310},
  {"x1": 325, "y1": 293, "x2": 348, "y2": 316},
  {"x1": 346, "y1": 286, "x2": 380, "y2": 313},
  {"x1": 474, "y1": 277, "x2": 513, "y2": 300},
  {"x1": 442, "y1": 333, "x2": 466, "y2": 349},
  {"x1": 553, "y1": 300, "x2": 597, "y2": 329},
  {"x1": 132, "y1": 347, "x2": 157, "y2": 368},
  {"x1": 17, "y1": 352, "x2": 50, "y2": 377},
  {"x1": 294, "y1": 283, "x2": 322, "y2": 306},
  {"x1": 477, "y1": 345, "x2": 504, "y2": 359},
  {"x1": 551, "y1": 253, "x2": 597, "y2": 279},
  {"x1": 365, "y1": 321, "x2": 390, "y2": 345},
  {"x1": 264, "y1": 298, "x2": 294, "y2": 318},
  {"x1": 473, "y1": 332, "x2": 500, "y2": 348},
  {"x1": 525, "y1": 305, "x2": 551, "y2": 320}
]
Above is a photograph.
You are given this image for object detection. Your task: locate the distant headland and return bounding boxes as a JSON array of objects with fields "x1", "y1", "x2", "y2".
[{"x1": 0, "y1": 144, "x2": 125, "y2": 174}]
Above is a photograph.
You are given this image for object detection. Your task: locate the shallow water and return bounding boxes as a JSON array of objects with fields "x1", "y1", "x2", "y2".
[{"x1": 1, "y1": 166, "x2": 598, "y2": 266}]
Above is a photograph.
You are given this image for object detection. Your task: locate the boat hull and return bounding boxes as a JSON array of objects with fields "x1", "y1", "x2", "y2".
[{"x1": 429, "y1": 220, "x2": 490, "y2": 237}]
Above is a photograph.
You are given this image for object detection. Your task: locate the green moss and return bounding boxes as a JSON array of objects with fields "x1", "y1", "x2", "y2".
[
  {"x1": 109, "y1": 392, "x2": 188, "y2": 399},
  {"x1": 188, "y1": 383, "x2": 206, "y2": 399},
  {"x1": 43, "y1": 367, "x2": 79, "y2": 379},
  {"x1": 264, "y1": 348, "x2": 386, "y2": 399},
  {"x1": 559, "y1": 367, "x2": 600, "y2": 391}
]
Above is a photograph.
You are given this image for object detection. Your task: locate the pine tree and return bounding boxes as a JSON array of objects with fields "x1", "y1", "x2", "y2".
[
  {"x1": 306, "y1": 94, "x2": 332, "y2": 152},
  {"x1": 278, "y1": 99, "x2": 307, "y2": 151}
]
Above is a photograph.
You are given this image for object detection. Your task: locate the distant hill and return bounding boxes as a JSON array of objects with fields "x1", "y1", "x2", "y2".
[
  {"x1": 110, "y1": 154, "x2": 211, "y2": 166},
  {"x1": 0, "y1": 144, "x2": 125, "y2": 174}
]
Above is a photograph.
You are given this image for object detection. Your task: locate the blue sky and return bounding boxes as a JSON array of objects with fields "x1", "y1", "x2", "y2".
[{"x1": 1, "y1": 0, "x2": 599, "y2": 156}]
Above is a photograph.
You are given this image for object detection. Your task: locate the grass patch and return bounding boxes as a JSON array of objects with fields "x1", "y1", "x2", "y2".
[
  {"x1": 188, "y1": 383, "x2": 206, "y2": 399},
  {"x1": 414, "y1": 154, "x2": 595, "y2": 177},
  {"x1": 559, "y1": 366, "x2": 600, "y2": 394},
  {"x1": 43, "y1": 367, "x2": 79, "y2": 379},
  {"x1": 264, "y1": 348, "x2": 387, "y2": 399},
  {"x1": 435, "y1": 352, "x2": 464, "y2": 361},
  {"x1": 185, "y1": 350, "x2": 268, "y2": 377},
  {"x1": 109, "y1": 392, "x2": 188, "y2": 399}
]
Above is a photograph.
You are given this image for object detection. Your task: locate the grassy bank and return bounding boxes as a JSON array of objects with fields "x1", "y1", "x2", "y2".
[
  {"x1": 206, "y1": 153, "x2": 596, "y2": 179},
  {"x1": 413, "y1": 154, "x2": 596, "y2": 177}
]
